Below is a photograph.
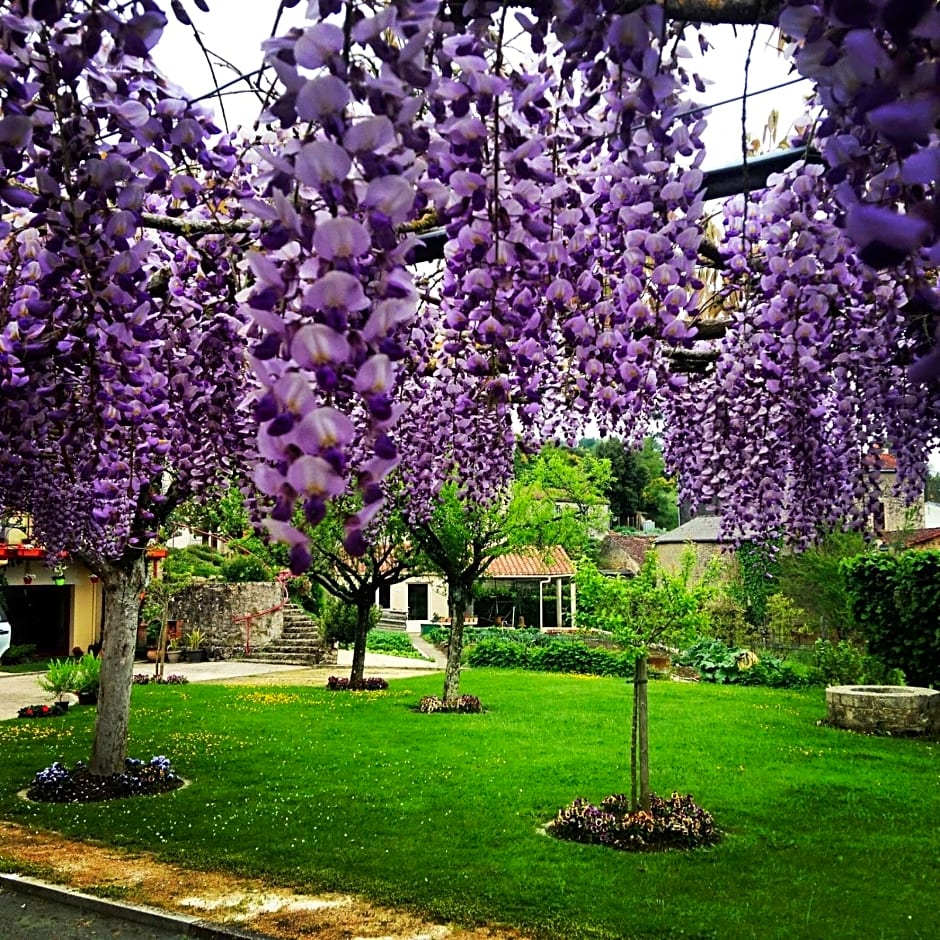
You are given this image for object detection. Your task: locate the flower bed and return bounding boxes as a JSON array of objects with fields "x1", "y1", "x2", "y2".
[
  {"x1": 417, "y1": 694, "x2": 483, "y2": 714},
  {"x1": 550, "y1": 792, "x2": 720, "y2": 852},
  {"x1": 27, "y1": 756, "x2": 184, "y2": 803},
  {"x1": 326, "y1": 676, "x2": 388, "y2": 691},
  {"x1": 133, "y1": 673, "x2": 189, "y2": 685},
  {"x1": 17, "y1": 702, "x2": 68, "y2": 719}
]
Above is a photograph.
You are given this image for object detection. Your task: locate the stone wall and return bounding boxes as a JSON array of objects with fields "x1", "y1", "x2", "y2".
[{"x1": 169, "y1": 582, "x2": 285, "y2": 656}]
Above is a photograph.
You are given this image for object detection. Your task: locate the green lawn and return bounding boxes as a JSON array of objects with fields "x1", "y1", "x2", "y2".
[{"x1": 1, "y1": 670, "x2": 937, "y2": 939}]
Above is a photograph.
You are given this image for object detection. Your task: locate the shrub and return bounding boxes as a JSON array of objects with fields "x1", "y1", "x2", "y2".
[
  {"x1": 843, "y1": 551, "x2": 940, "y2": 687},
  {"x1": 813, "y1": 639, "x2": 866, "y2": 686},
  {"x1": 221, "y1": 554, "x2": 272, "y2": 583},
  {"x1": 366, "y1": 630, "x2": 423, "y2": 658},
  {"x1": 73, "y1": 652, "x2": 101, "y2": 695},
  {"x1": 418, "y1": 695, "x2": 483, "y2": 713},
  {"x1": 326, "y1": 676, "x2": 388, "y2": 691},
  {"x1": 551, "y1": 792, "x2": 720, "y2": 852},
  {"x1": 321, "y1": 596, "x2": 380, "y2": 646},
  {"x1": 466, "y1": 638, "x2": 635, "y2": 678},
  {"x1": 37, "y1": 658, "x2": 80, "y2": 699},
  {"x1": 162, "y1": 544, "x2": 226, "y2": 582},
  {"x1": 1, "y1": 643, "x2": 38, "y2": 665}
]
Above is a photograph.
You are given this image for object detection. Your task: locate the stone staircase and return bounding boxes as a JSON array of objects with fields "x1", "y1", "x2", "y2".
[
  {"x1": 250, "y1": 603, "x2": 335, "y2": 666},
  {"x1": 377, "y1": 608, "x2": 408, "y2": 632}
]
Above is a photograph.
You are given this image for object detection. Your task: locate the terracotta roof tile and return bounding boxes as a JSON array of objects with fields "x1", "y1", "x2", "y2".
[
  {"x1": 484, "y1": 546, "x2": 575, "y2": 578},
  {"x1": 902, "y1": 528, "x2": 940, "y2": 547}
]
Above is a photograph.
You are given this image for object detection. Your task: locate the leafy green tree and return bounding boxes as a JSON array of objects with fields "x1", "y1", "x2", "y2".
[
  {"x1": 576, "y1": 550, "x2": 719, "y2": 811},
  {"x1": 409, "y1": 465, "x2": 598, "y2": 701},
  {"x1": 777, "y1": 531, "x2": 868, "y2": 638},
  {"x1": 592, "y1": 438, "x2": 648, "y2": 527},
  {"x1": 304, "y1": 498, "x2": 420, "y2": 687}
]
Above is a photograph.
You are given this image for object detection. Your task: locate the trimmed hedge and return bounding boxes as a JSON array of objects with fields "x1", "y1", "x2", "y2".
[
  {"x1": 466, "y1": 638, "x2": 635, "y2": 678},
  {"x1": 843, "y1": 551, "x2": 940, "y2": 687}
]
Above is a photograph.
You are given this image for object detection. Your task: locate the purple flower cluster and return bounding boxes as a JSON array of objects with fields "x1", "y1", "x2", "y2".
[
  {"x1": 27, "y1": 755, "x2": 183, "y2": 803},
  {"x1": 326, "y1": 675, "x2": 388, "y2": 691},
  {"x1": 417, "y1": 694, "x2": 483, "y2": 713}
]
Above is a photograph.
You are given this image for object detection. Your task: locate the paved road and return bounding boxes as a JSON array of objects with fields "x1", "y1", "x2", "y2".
[{"x1": 0, "y1": 875, "x2": 259, "y2": 939}]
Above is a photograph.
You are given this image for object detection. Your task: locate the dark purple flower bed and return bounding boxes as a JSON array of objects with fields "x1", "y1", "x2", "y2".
[
  {"x1": 133, "y1": 673, "x2": 189, "y2": 685},
  {"x1": 417, "y1": 694, "x2": 483, "y2": 714},
  {"x1": 18, "y1": 702, "x2": 69, "y2": 719},
  {"x1": 550, "y1": 792, "x2": 720, "y2": 852},
  {"x1": 326, "y1": 676, "x2": 388, "y2": 691},
  {"x1": 27, "y1": 756, "x2": 184, "y2": 803}
]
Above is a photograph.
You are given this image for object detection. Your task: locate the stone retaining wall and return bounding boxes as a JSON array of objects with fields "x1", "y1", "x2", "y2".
[{"x1": 169, "y1": 582, "x2": 285, "y2": 656}]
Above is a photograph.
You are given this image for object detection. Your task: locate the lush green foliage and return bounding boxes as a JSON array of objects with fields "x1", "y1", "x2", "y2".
[
  {"x1": 812, "y1": 639, "x2": 905, "y2": 687},
  {"x1": 577, "y1": 551, "x2": 718, "y2": 652},
  {"x1": 162, "y1": 544, "x2": 226, "y2": 582},
  {"x1": 1, "y1": 672, "x2": 937, "y2": 939},
  {"x1": 551, "y1": 791, "x2": 720, "y2": 852},
  {"x1": 777, "y1": 531, "x2": 869, "y2": 638},
  {"x1": 466, "y1": 638, "x2": 635, "y2": 678},
  {"x1": 677, "y1": 639, "x2": 809, "y2": 689},
  {"x1": 0, "y1": 643, "x2": 38, "y2": 666},
  {"x1": 727, "y1": 541, "x2": 782, "y2": 629},
  {"x1": 843, "y1": 550, "x2": 940, "y2": 686},
  {"x1": 37, "y1": 658, "x2": 81, "y2": 699},
  {"x1": 364, "y1": 630, "x2": 426, "y2": 659},
  {"x1": 320, "y1": 595, "x2": 380, "y2": 646},
  {"x1": 221, "y1": 554, "x2": 273, "y2": 583}
]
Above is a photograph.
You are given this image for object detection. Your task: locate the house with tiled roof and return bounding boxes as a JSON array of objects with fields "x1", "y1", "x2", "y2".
[{"x1": 379, "y1": 545, "x2": 577, "y2": 631}]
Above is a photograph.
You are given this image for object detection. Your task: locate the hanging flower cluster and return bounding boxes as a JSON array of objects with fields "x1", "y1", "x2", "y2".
[
  {"x1": 781, "y1": 0, "x2": 940, "y2": 379},
  {"x1": 244, "y1": 0, "x2": 439, "y2": 568},
  {"x1": 663, "y1": 162, "x2": 939, "y2": 544},
  {"x1": 0, "y1": 0, "x2": 251, "y2": 564}
]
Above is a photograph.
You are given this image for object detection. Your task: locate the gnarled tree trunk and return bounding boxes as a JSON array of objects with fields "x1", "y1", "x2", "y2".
[{"x1": 90, "y1": 552, "x2": 149, "y2": 776}]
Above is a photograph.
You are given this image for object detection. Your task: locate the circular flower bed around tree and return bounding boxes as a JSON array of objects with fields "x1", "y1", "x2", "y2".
[
  {"x1": 417, "y1": 695, "x2": 483, "y2": 714},
  {"x1": 550, "y1": 792, "x2": 720, "y2": 852},
  {"x1": 27, "y1": 756, "x2": 184, "y2": 803},
  {"x1": 18, "y1": 703, "x2": 69, "y2": 719},
  {"x1": 326, "y1": 676, "x2": 389, "y2": 691}
]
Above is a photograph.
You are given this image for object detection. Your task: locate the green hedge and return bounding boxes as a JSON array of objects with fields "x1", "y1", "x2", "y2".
[
  {"x1": 843, "y1": 551, "x2": 940, "y2": 687},
  {"x1": 466, "y1": 638, "x2": 635, "y2": 678}
]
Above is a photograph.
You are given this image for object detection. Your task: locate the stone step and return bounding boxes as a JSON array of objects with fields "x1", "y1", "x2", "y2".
[
  {"x1": 248, "y1": 651, "x2": 330, "y2": 666},
  {"x1": 378, "y1": 609, "x2": 408, "y2": 632}
]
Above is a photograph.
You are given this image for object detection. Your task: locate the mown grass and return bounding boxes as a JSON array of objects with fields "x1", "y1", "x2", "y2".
[{"x1": 1, "y1": 670, "x2": 937, "y2": 939}]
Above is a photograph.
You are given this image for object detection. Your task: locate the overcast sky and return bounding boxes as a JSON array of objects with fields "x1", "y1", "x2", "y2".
[{"x1": 155, "y1": 2, "x2": 811, "y2": 167}]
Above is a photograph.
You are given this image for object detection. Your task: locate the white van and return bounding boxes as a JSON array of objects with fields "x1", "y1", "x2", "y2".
[{"x1": 0, "y1": 600, "x2": 11, "y2": 660}]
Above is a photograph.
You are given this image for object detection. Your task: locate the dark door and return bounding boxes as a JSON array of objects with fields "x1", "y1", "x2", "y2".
[
  {"x1": 407, "y1": 583, "x2": 429, "y2": 621},
  {"x1": 3, "y1": 586, "x2": 71, "y2": 657}
]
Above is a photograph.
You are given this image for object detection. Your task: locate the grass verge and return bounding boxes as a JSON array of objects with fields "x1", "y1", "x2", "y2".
[{"x1": 1, "y1": 670, "x2": 937, "y2": 939}]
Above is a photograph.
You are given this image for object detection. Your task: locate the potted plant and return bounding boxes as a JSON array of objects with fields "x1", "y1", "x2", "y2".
[
  {"x1": 37, "y1": 659, "x2": 79, "y2": 705},
  {"x1": 183, "y1": 628, "x2": 207, "y2": 662},
  {"x1": 73, "y1": 652, "x2": 101, "y2": 705},
  {"x1": 166, "y1": 637, "x2": 182, "y2": 664}
]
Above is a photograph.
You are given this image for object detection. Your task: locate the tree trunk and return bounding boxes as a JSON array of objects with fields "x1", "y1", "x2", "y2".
[
  {"x1": 443, "y1": 582, "x2": 469, "y2": 702},
  {"x1": 349, "y1": 599, "x2": 372, "y2": 687},
  {"x1": 636, "y1": 654, "x2": 650, "y2": 813},
  {"x1": 630, "y1": 674, "x2": 639, "y2": 812},
  {"x1": 90, "y1": 553, "x2": 149, "y2": 776}
]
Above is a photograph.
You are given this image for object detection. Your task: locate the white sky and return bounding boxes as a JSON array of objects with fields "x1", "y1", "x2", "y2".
[{"x1": 155, "y1": 3, "x2": 812, "y2": 166}]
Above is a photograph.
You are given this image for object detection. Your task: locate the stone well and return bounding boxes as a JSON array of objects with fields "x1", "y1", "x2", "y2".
[{"x1": 826, "y1": 685, "x2": 940, "y2": 736}]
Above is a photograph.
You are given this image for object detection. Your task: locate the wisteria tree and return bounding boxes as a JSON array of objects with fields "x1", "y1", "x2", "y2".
[
  {"x1": 0, "y1": 3, "x2": 253, "y2": 775},
  {"x1": 2, "y1": 0, "x2": 939, "y2": 773}
]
